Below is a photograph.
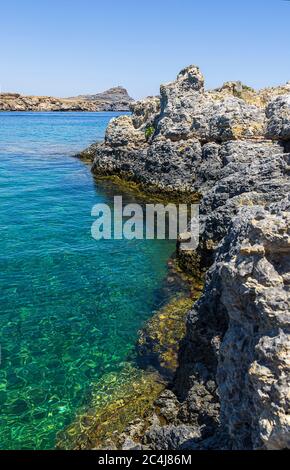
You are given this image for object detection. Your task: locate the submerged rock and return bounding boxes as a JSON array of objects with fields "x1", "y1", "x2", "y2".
[{"x1": 56, "y1": 364, "x2": 165, "y2": 450}]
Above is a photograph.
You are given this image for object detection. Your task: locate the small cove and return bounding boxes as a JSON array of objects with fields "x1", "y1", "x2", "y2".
[{"x1": 0, "y1": 112, "x2": 182, "y2": 449}]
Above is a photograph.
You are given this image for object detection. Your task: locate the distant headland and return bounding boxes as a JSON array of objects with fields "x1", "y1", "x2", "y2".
[{"x1": 0, "y1": 86, "x2": 133, "y2": 112}]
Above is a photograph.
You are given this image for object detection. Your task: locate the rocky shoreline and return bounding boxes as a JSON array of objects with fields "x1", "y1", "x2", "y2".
[
  {"x1": 0, "y1": 86, "x2": 133, "y2": 112},
  {"x1": 57, "y1": 258, "x2": 201, "y2": 450},
  {"x1": 77, "y1": 65, "x2": 290, "y2": 450}
]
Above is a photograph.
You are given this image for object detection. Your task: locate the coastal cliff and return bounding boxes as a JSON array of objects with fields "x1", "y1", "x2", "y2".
[
  {"x1": 80, "y1": 66, "x2": 290, "y2": 450},
  {"x1": 0, "y1": 86, "x2": 133, "y2": 112}
]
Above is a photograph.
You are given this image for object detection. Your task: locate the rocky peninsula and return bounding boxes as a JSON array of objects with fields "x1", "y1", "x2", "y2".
[
  {"x1": 77, "y1": 66, "x2": 290, "y2": 450},
  {"x1": 0, "y1": 86, "x2": 133, "y2": 112}
]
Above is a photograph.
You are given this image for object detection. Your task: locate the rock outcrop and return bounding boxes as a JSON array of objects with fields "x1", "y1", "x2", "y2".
[
  {"x1": 217, "y1": 199, "x2": 290, "y2": 450},
  {"x1": 266, "y1": 94, "x2": 290, "y2": 141},
  {"x1": 81, "y1": 65, "x2": 290, "y2": 450},
  {"x1": 156, "y1": 66, "x2": 265, "y2": 143},
  {"x1": 0, "y1": 87, "x2": 133, "y2": 112}
]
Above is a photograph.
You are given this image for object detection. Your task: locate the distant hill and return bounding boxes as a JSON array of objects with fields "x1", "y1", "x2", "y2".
[
  {"x1": 0, "y1": 87, "x2": 133, "y2": 112},
  {"x1": 70, "y1": 86, "x2": 132, "y2": 102}
]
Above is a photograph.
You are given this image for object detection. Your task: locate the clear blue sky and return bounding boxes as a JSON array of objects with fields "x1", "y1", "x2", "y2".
[{"x1": 1, "y1": 0, "x2": 289, "y2": 99}]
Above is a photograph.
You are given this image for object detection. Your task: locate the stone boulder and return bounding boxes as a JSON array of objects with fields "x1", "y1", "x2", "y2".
[
  {"x1": 130, "y1": 96, "x2": 160, "y2": 131},
  {"x1": 155, "y1": 65, "x2": 205, "y2": 141},
  {"x1": 266, "y1": 94, "x2": 290, "y2": 141},
  {"x1": 104, "y1": 115, "x2": 146, "y2": 148}
]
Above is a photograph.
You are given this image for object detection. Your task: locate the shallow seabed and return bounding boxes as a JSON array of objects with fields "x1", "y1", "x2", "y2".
[{"x1": 0, "y1": 112, "x2": 180, "y2": 449}]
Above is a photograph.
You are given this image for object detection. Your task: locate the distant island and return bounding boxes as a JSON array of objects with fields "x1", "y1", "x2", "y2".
[{"x1": 0, "y1": 86, "x2": 133, "y2": 112}]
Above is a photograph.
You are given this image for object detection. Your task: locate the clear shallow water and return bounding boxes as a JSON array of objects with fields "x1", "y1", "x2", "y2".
[{"x1": 0, "y1": 112, "x2": 176, "y2": 449}]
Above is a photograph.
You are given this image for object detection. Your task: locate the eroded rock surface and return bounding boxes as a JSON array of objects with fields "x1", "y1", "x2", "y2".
[
  {"x1": 80, "y1": 65, "x2": 290, "y2": 450},
  {"x1": 217, "y1": 199, "x2": 290, "y2": 449},
  {"x1": 266, "y1": 94, "x2": 290, "y2": 141}
]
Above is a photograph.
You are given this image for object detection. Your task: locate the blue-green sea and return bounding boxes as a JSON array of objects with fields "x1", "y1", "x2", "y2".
[{"x1": 0, "y1": 112, "x2": 176, "y2": 449}]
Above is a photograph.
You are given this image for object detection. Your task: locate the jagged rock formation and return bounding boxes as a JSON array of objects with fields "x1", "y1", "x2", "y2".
[
  {"x1": 217, "y1": 199, "x2": 290, "y2": 450},
  {"x1": 130, "y1": 96, "x2": 160, "y2": 130},
  {"x1": 0, "y1": 87, "x2": 133, "y2": 112},
  {"x1": 266, "y1": 94, "x2": 290, "y2": 141},
  {"x1": 82, "y1": 65, "x2": 290, "y2": 450}
]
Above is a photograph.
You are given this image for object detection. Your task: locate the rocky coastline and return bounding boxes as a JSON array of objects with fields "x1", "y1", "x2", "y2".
[
  {"x1": 0, "y1": 86, "x2": 133, "y2": 112},
  {"x1": 76, "y1": 65, "x2": 290, "y2": 450}
]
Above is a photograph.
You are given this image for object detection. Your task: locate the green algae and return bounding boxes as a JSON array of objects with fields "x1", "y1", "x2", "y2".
[
  {"x1": 56, "y1": 364, "x2": 165, "y2": 450},
  {"x1": 137, "y1": 261, "x2": 203, "y2": 378},
  {"x1": 57, "y1": 262, "x2": 204, "y2": 450},
  {"x1": 137, "y1": 294, "x2": 200, "y2": 379},
  {"x1": 93, "y1": 174, "x2": 201, "y2": 204}
]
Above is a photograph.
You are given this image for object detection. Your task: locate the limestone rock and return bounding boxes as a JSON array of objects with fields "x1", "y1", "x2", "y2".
[
  {"x1": 155, "y1": 66, "x2": 205, "y2": 141},
  {"x1": 213, "y1": 81, "x2": 290, "y2": 108},
  {"x1": 266, "y1": 94, "x2": 290, "y2": 141},
  {"x1": 193, "y1": 96, "x2": 265, "y2": 142},
  {"x1": 258, "y1": 83, "x2": 290, "y2": 107},
  {"x1": 217, "y1": 199, "x2": 290, "y2": 449},
  {"x1": 104, "y1": 115, "x2": 146, "y2": 148},
  {"x1": 143, "y1": 424, "x2": 202, "y2": 450},
  {"x1": 77, "y1": 142, "x2": 100, "y2": 161},
  {"x1": 181, "y1": 139, "x2": 287, "y2": 274},
  {"x1": 173, "y1": 199, "x2": 290, "y2": 450},
  {"x1": 196, "y1": 143, "x2": 290, "y2": 255},
  {"x1": 176, "y1": 65, "x2": 205, "y2": 92},
  {"x1": 82, "y1": 64, "x2": 290, "y2": 450},
  {"x1": 92, "y1": 138, "x2": 201, "y2": 193},
  {"x1": 130, "y1": 96, "x2": 160, "y2": 131},
  {"x1": 214, "y1": 81, "x2": 256, "y2": 104},
  {"x1": 155, "y1": 68, "x2": 265, "y2": 143},
  {"x1": 141, "y1": 139, "x2": 201, "y2": 191},
  {"x1": 71, "y1": 86, "x2": 133, "y2": 107}
]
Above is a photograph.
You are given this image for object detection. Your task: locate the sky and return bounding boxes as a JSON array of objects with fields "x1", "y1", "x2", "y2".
[{"x1": 0, "y1": 0, "x2": 290, "y2": 99}]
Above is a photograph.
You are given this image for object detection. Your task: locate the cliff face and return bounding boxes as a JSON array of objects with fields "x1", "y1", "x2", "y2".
[
  {"x1": 84, "y1": 66, "x2": 290, "y2": 450},
  {"x1": 0, "y1": 86, "x2": 133, "y2": 112},
  {"x1": 217, "y1": 199, "x2": 290, "y2": 450}
]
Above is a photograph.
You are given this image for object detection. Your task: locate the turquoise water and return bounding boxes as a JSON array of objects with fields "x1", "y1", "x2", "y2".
[{"x1": 0, "y1": 112, "x2": 176, "y2": 449}]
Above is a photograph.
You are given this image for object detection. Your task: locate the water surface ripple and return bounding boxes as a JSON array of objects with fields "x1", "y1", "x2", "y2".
[{"x1": 0, "y1": 112, "x2": 176, "y2": 449}]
